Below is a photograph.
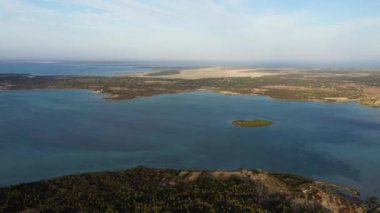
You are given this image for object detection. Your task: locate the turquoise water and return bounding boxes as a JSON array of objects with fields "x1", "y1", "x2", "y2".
[
  {"x1": 0, "y1": 62, "x2": 152, "y2": 76},
  {"x1": 0, "y1": 90, "x2": 379, "y2": 196},
  {"x1": 0, "y1": 61, "x2": 204, "y2": 76}
]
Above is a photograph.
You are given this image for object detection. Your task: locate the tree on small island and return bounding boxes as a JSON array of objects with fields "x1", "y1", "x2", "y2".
[{"x1": 232, "y1": 119, "x2": 273, "y2": 127}]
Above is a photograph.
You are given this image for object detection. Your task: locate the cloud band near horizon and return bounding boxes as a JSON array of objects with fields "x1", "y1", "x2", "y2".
[{"x1": 0, "y1": 0, "x2": 379, "y2": 62}]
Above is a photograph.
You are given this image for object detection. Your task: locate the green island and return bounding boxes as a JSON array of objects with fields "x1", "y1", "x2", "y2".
[
  {"x1": 232, "y1": 119, "x2": 274, "y2": 127},
  {"x1": 0, "y1": 167, "x2": 372, "y2": 213}
]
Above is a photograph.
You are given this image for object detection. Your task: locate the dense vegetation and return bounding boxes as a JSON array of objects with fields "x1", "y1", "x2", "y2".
[
  {"x1": 232, "y1": 119, "x2": 273, "y2": 127},
  {"x1": 0, "y1": 167, "x2": 367, "y2": 213},
  {"x1": 144, "y1": 70, "x2": 181, "y2": 76}
]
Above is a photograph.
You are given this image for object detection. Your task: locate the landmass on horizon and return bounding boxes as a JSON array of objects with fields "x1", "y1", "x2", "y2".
[{"x1": 1, "y1": 66, "x2": 379, "y2": 107}]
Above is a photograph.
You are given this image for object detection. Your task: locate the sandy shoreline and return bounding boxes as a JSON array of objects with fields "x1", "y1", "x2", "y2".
[{"x1": 127, "y1": 67, "x2": 301, "y2": 79}]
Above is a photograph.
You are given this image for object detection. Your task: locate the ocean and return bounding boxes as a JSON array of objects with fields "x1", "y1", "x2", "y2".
[{"x1": 0, "y1": 61, "x2": 198, "y2": 76}]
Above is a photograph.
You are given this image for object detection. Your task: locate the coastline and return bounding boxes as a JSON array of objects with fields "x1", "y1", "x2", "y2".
[
  {"x1": 1, "y1": 66, "x2": 379, "y2": 108},
  {"x1": 126, "y1": 66, "x2": 288, "y2": 79}
]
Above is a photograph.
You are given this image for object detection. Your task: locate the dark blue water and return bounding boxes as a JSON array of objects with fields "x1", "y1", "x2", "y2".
[
  {"x1": 0, "y1": 90, "x2": 379, "y2": 196},
  {"x1": 0, "y1": 61, "x2": 152, "y2": 76}
]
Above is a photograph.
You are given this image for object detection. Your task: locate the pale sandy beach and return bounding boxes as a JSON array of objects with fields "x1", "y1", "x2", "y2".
[{"x1": 128, "y1": 67, "x2": 301, "y2": 79}]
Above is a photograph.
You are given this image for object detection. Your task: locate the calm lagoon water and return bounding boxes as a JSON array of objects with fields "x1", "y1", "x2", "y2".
[
  {"x1": 0, "y1": 61, "x2": 152, "y2": 76},
  {"x1": 0, "y1": 61, "x2": 206, "y2": 76},
  {"x1": 0, "y1": 90, "x2": 379, "y2": 196}
]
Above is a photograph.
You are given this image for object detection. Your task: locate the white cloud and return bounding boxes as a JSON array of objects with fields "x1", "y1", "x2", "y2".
[{"x1": 0, "y1": 0, "x2": 379, "y2": 62}]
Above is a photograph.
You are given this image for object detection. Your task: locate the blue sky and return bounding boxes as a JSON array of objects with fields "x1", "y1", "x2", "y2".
[{"x1": 0, "y1": 0, "x2": 379, "y2": 62}]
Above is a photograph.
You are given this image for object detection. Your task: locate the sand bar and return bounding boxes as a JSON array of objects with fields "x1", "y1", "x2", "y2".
[{"x1": 128, "y1": 67, "x2": 301, "y2": 79}]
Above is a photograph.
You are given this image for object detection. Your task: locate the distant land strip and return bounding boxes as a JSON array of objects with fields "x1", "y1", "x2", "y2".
[{"x1": 1, "y1": 67, "x2": 380, "y2": 107}]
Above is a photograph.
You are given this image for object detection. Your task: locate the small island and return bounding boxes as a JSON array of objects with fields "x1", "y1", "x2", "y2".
[{"x1": 232, "y1": 119, "x2": 273, "y2": 127}]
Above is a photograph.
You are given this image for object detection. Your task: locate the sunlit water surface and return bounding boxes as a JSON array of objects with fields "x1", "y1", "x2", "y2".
[{"x1": 0, "y1": 90, "x2": 379, "y2": 196}]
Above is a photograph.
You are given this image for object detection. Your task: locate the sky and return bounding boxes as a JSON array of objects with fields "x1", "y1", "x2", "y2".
[{"x1": 0, "y1": 0, "x2": 380, "y2": 63}]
